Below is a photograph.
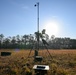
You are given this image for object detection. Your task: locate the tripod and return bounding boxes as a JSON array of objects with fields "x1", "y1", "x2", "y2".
[{"x1": 26, "y1": 36, "x2": 53, "y2": 62}]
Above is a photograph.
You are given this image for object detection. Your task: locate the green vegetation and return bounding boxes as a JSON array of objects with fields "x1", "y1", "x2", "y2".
[
  {"x1": 0, "y1": 34, "x2": 76, "y2": 49},
  {"x1": 0, "y1": 49, "x2": 76, "y2": 75}
]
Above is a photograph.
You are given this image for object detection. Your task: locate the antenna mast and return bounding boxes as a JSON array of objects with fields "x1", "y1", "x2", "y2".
[
  {"x1": 35, "y1": 2, "x2": 39, "y2": 56},
  {"x1": 37, "y1": 2, "x2": 39, "y2": 51}
]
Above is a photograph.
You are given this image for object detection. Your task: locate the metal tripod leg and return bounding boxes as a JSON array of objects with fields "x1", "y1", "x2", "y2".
[
  {"x1": 44, "y1": 45, "x2": 53, "y2": 60},
  {"x1": 25, "y1": 47, "x2": 33, "y2": 60}
]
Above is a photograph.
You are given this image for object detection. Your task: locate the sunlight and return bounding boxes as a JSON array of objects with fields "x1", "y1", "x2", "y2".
[{"x1": 43, "y1": 20, "x2": 59, "y2": 37}]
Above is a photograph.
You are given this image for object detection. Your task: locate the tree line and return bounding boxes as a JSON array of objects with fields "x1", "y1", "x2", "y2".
[{"x1": 0, "y1": 33, "x2": 76, "y2": 49}]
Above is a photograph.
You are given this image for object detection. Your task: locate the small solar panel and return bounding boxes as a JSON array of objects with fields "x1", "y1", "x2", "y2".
[
  {"x1": 37, "y1": 65, "x2": 45, "y2": 69},
  {"x1": 33, "y1": 65, "x2": 49, "y2": 70}
]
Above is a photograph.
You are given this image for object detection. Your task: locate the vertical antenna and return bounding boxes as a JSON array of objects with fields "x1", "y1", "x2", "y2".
[
  {"x1": 34, "y1": 2, "x2": 39, "y2": 56},
  {"x1": 37, "y1": 2, "x2": 39, "y2": 51}
]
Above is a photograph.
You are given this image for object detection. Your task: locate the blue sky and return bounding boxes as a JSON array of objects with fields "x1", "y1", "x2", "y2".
[{"x1": 0, "y1": 0, "x2": 76, "y2": 39}]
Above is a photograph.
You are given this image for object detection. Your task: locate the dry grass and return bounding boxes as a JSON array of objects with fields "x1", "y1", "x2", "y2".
[{"x1": 0, "y1": 49, "x2": 76, "y2": 75}]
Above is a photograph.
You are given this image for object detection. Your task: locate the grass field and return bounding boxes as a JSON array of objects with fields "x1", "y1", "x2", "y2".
[{"x1": 0, "y1": 49, "x2": 76, "y2": 75}]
